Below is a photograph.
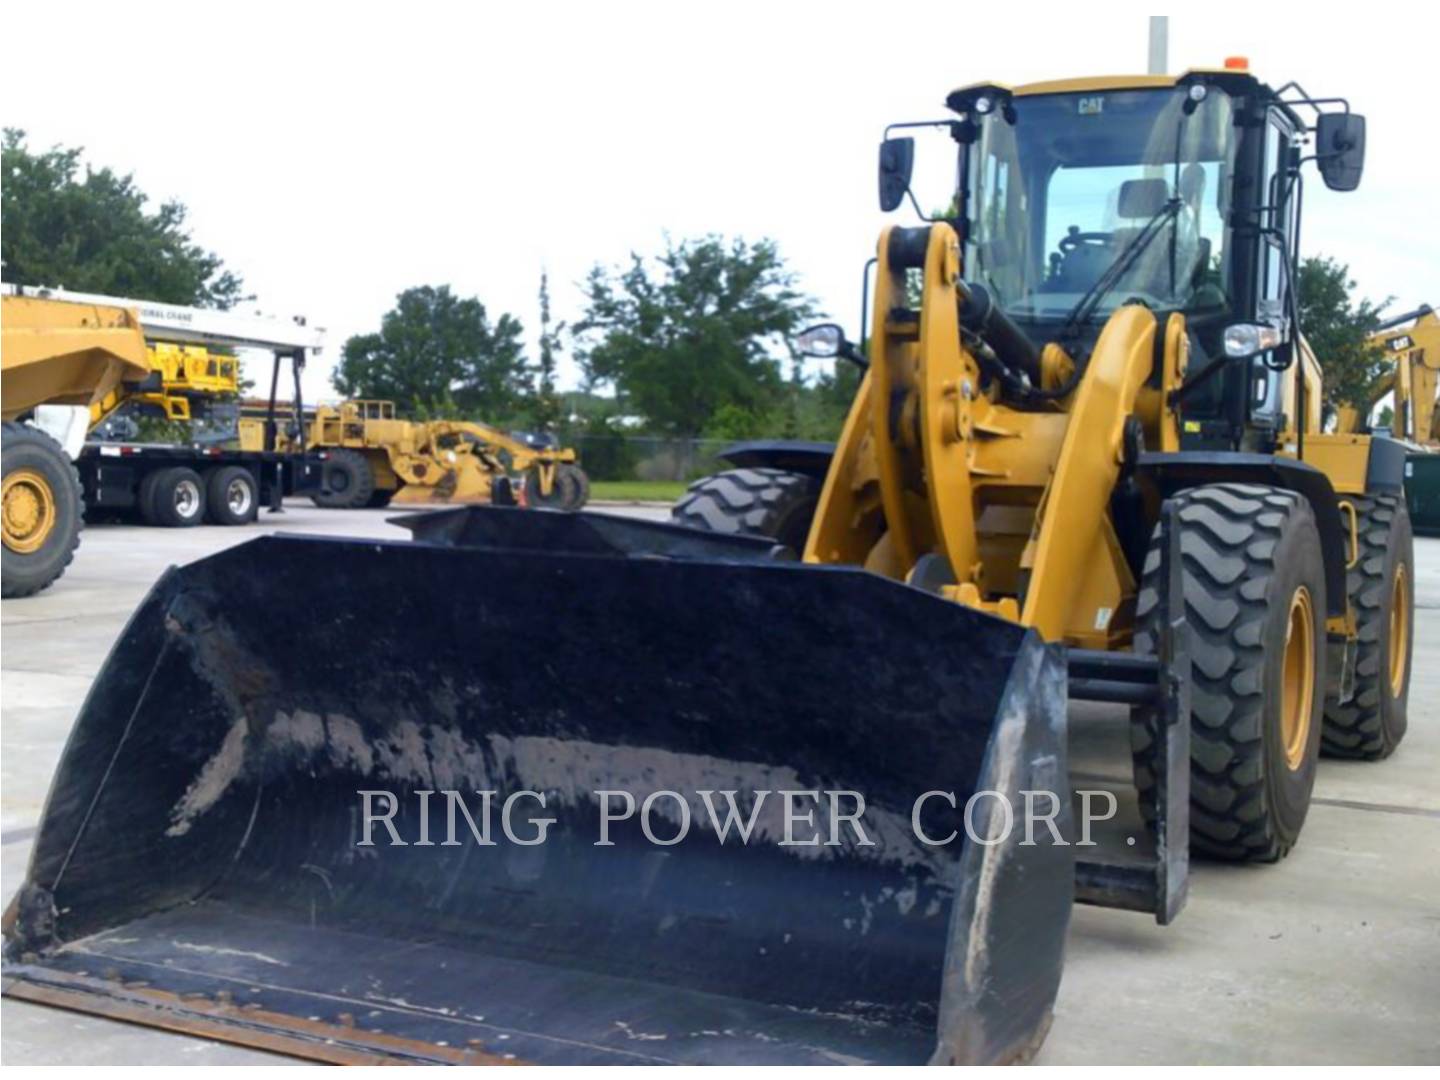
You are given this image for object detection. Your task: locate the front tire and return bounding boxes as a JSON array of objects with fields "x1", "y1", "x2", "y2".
[
  {"x1": 1131, "y1": 484, "x2": 1326, "y2": 862},
  {"x1": 671, "y1": 467, "x2": 819, "y2": 552},
  {"x1": 2, "y1": 422, "x2": 84, "y2": 598},
  {"x1": 526, "y1": 464, "x2": 579, "y2": 509},
  {"x1": 1322, "y1": 494, "x2": 1414, "y2": 760},
  {"x1": 559, "y1": 464, "x2": 591, "y2": 511}
]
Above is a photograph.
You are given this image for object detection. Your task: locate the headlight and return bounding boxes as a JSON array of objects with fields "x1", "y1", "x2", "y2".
[{"x1": 1224, "y1": 322, "x2": 1284, "y2": 358}]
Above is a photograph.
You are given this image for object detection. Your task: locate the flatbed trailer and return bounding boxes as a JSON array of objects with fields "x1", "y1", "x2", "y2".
[{"x1": 79, "y1": 441, "x2": 322, "y2": 527}]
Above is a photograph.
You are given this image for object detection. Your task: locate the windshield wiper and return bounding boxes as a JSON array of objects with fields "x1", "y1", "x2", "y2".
[{"x1": 1060, "y1": 197, "x2": 1182, "y2": 338}]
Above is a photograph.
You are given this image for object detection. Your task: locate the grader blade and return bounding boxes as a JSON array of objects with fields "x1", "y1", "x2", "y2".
[{"x1": 3, "y1": 515, "x2": 1074, "y2": 1065}]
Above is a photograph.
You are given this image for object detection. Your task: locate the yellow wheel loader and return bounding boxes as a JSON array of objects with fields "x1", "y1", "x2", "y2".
[
  {"x1": 1, "y1": 293, "x2": 151, "y2": 596},
  {"x1": 240, "y1": 398, "x2": 590, "y2": 510},
  {"x1": 1, "y1": 65, "x2": 1415, "y2": 1065}
]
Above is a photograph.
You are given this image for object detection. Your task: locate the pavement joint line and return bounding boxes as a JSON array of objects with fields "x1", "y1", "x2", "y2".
[
  {"x1": 1, "y1": 611, "x2": 141, "y2": 628},
  {"x1": 1310, "y1": 796, "x2": 1440, "y2": 819}
]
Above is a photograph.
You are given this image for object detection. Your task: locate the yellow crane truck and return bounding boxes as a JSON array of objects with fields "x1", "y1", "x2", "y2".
[{"x1": 2, "y1": 63, "x2": 1414, "y2": 1064}]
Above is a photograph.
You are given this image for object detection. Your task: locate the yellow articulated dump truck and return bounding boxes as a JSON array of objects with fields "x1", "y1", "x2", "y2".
[
  {"x1": 239, "y1": 398, "x2": 589, "y2": 510},
  {"x1": 1, "y1": 64, "x2": 1414, "y2": 1064},
  {"x1": 1, "y1": 292, "x2": 151, "y2": 596}
]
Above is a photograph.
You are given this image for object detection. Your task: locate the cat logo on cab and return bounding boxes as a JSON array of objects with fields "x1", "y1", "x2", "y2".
[{"x1": 1078, "y1": 96, "x2": 1104, "y2": 116}]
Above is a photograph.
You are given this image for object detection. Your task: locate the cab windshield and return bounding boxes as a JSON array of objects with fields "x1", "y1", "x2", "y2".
[{"x1": 962, "y1": 87, "x2": 1237, "y2": 324}]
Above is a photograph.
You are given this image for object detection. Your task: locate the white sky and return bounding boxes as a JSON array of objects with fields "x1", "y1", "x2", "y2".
[{"x1": 4, "y1": 4, "x2": 1437, "y2": 401}]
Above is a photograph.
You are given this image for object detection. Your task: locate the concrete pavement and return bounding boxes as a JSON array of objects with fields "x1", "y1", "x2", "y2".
[{"x1": 2, "y1": 503, "x2": 1437, "y2": 1064}]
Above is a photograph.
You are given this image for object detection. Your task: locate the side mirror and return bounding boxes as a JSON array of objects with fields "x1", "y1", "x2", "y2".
[
  {"x1": 796, "y1": 323, "x2": 846, "y2": 358},
  {"x1": 878, "y1": 137, "x2": 915, "y2": 212},
  {"x1": 1316, "y1": 113, "x2": 1365, "y2": 192},
  {"x1": 795, "y1": 323, "x2": 867, "y2": 369}
]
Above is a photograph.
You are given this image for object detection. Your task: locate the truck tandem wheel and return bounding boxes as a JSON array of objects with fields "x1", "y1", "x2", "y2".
[
  {"x1": 205, "y1": 465, "x2": 259, "y2": 526},
  {"x1": 1131, "y1": 483, "x2": 1326, "y2": 863},
  {"x1": 145, "y1": 467, "x2": 207, "y2": 528}
]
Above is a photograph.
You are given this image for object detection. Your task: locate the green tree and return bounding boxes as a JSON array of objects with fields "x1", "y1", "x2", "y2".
[
  {"x1": 574, "y1": 235, "x2": 814, "y2": 436},
  {"x1": 793, "y1": 359, "x2": 862, "y2": 440},
  {"x1": 1, "y1": 129, "x2": 245, "y2": 308},
  {"x1": 1297, "y1": 255, "x2": 1391, "y2": 412},
  {"x1": 529, "y1": 270, "x2": 564, "y2": 431},
  {"x1": 333, "y1": 285, "x2": 529, "y2": 417}
]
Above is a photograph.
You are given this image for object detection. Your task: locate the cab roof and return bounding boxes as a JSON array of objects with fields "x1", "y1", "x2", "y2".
[
  {"x1": 944, "y1": 68, "x2": 1301, "y2": 126},
  {"x1": 949, "y1": 69, "x2": 1251, "y2": 99}
]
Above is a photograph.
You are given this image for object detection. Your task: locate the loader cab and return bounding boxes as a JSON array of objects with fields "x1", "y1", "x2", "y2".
[{"x1": 908, "y1": 68, "x2": 1363, "y2": 451}]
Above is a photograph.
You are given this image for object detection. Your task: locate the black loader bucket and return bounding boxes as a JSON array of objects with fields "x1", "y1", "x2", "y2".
[{"x1": 4, "y1": 508, "x2": 1077, "y2": 1065}]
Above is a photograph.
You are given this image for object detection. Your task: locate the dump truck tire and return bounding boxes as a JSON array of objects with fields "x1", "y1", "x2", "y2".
[
  {"x1": 1132, "y1": 484, "x2": 1325, "y2": 862},
  {"x1": 2, "y1": 421, "x2": 83, "y2": 599},
  {"x1": 1322, "y1": 494, "x2": 1414, "y2": 760},
  {"x1": 204, "y1": 466, "x2": 258, "y2": 526},
  {"x1": 672, "y1": 467, "x2": 819, "y2": 552},
  {"x1": 312, "y1": 449, "x2": 374, "y2": 509},
  {"x1": 560, "y1": 463, "x2": 591, "y2": 510},
  {"x1": 144, "y1": 467, "x2": 207, "y2": 528}
]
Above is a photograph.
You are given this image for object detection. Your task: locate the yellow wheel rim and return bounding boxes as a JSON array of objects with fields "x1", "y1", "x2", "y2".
[
  {"x1": 1389, "y1": 563, "x2": 1410, "y2": 698},
  {"x1": 2, "y1": 468, "x2": 58, "y2": 555},
  {"x1": 1280, "y1": 586, "x2": 1316, "y2": 771}
]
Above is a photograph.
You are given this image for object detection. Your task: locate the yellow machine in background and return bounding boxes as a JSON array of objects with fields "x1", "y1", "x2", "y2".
[
  {"x1": 1, "y1": 293, "x2": 151, "y2": 597},
  {"x1": 1336, "y1": 306, "x2": 1439, "y2": 447},
  {"x1": 89, "y1": 341, "x2": 241, "y2": 428},
  {"x1": 239, "y1": 398, "x2": 589, "y2": 509}
]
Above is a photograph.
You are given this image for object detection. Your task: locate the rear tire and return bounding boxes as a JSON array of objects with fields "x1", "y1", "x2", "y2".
[
  {"x1": 671, "y1": 467, "x2": 819, "y2": 552},
  {"x1": 1322, "y1": 494, "x2": 1414, "y2": 760},
  {"x1": 2, "y1": 421, "x2": 83, "y2": 598},
  {"x1": 144, "y1": 467, "x2": 207, "y2": 528},
  {"x1": 1131, "y1": 484, "x2": 1326, "y2": 862},
  {"x1": 205, "y1": 466, "x2": 258, "y2": 526},
  {"x1": 312, "y1": 449, "x2": 374, "y2": 509}
]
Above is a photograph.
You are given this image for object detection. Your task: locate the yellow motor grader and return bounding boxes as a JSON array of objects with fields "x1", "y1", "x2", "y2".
[
  {"x1": 239, "y1": 398, "x2": 589, "y2": 510},
  {"x1": 2, "y1": 64, "x2": 1413, "y2": 1065}
]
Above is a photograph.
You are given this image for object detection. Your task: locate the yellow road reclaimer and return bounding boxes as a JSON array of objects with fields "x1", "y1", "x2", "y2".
[
  {"x1": 2, "y1": 65, "x2": 1415, "y2": 1064},
  {"x1": 239, "y1": 399, "x2": 590, "y2": 510}
]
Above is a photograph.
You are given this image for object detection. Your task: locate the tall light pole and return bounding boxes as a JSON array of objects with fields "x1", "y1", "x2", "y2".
[{"x1": 1148, "y1": 16, "x2": 1169, "y2": 75}]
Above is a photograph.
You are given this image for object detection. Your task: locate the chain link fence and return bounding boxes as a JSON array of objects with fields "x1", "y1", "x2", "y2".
[{"x1": 567, "y1": 434, "x2": 737, "y2": 482}]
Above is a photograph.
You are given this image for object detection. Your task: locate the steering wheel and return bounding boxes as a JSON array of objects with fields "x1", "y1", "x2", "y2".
[{"x1": 1058, "y1": 228, "x2": 1114, "y2": 254}]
